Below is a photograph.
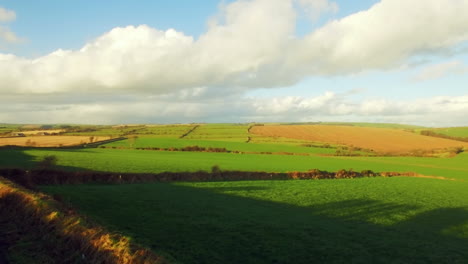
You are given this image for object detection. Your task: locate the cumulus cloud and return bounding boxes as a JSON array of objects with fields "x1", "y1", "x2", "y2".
[
  {"x1": 0, "y1": 26, "x2": 21, "y2": 43},
  {"x1": 0, "y1": 7, "x2": 15, "y2": 22},
  {"x1": 1, "y1": 91, "x2": 467, "y2": 126},
  {"x1": 1, "y1": 0, "x2": 468, "y2": 125},
  {"x1": 296, "y1": 0, "x2": 339, "y2": 21},
  {"x1": 249, "y1": 92, "x2": 468, "y2": 126},
  {"x1": 0, "y1": 6, "x2": 21, "y2": 44},
  {"x1": 412, "y1": 60, "x2": 468, "y2": 81},
  {"x1": 291, "y1": 0, "x2": 468, "y2": 75},
  {"x1": 1, "y1": 0, "x2": 468, "y2": 96}
]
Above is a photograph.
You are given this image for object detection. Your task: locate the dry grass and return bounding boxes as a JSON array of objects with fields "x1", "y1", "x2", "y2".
[
  {"x1": 18, "y1": 129, "x2": 65, "y2": 135},
  {"x1": 251, "y1": 125, "x2": 468, "y2": 154},
  {"x1": 0, "y1": 136, "x2": 109, "y2": 147},
  {"x1": 0, "y1": 177, "x2": 169, "y2": 263}
]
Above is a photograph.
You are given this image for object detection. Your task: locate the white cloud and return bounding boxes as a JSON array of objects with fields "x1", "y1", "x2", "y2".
[
  {"x1": 0, "y1": 7, "x2": 15, "y2": 22},
  {"x1": 0, "y1": 26, "x2": 21, "y2": 43},
  {"x1": 296, "y1": 0, "x2": 338, "y2": 21},
  {"x1": 0, "y1": 7, "x2": 21, "y2": 44},
  {"x1": 292, "y1": 0, "x2": 468, "y2": 75},
  {"x1": 1, "y1": 0, "x2": 468, "y2": 96},
  {"x1": 412, "y1": 60, "x2": 468, "y2": 81},
  {"x1": 1, "y1": 91, "x2": 467, "y2": 126},
  {"x1": 1, "y1": 0, "x2": 468, "y2": 125}
]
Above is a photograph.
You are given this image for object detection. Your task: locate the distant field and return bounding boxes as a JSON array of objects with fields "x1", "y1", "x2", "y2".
[
  {"x1": 104, "y1": 137, "x2": 336, "y2": 155},
  {"x1": 42, "y1": 177, "x2": 468, "y2": 263},
  {"x1": 311, "y1": 122, "x2": 424, "y2": 130},
  {"x1": 426, "y1": 127, "x2": 468, "y2": 138},
  {"x1": 251, "y1": 125, "x2": 468, "y2": 153},
  {"x1": 0, "y1": 136, "x2": 108, "y2": 147},
  {"x1": 135, "y1": 125, "x2": 195, "y2": 137},
  {"x1": 184, "y1": 124, "x2": 250, "y2": 141},
  {"x1": 17, "y1": 129, "x2": 64, "y2": 135}
]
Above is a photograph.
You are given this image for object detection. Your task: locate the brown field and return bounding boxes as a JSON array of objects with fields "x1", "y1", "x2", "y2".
[
  {"x1": 18, "y1": 129, "x2": 65, "y2": 135},
  {"x1": 251, "y1": 125, "x2": 468, "y2": 153},
  {"x1": 0, "y1": 136, "x2": 108, "y2": 147}
]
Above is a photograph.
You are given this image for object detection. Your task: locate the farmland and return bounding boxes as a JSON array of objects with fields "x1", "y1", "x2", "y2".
[
  {"x1": 422, "y1": 127, "x2": 468, "y2": 139},
  {"x1": 1, "y1": 122, "x2": 468, "y2": 263},
  {"x1": 42, "y1": 178, "x2": 468, "y2": 263},
  {"x1": 251, "y1": 125, "x2": 468, "y2": 154},
  {"x1": 0, "y1": 136, "x2": 110, "y2": 147}
]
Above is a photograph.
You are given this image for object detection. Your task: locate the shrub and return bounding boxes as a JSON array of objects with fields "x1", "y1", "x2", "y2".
[{"x1": 38, "y1": 155, "x2": 58, "y2": 169}]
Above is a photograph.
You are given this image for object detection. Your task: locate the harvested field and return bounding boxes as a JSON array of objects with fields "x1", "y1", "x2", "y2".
[
  {"x1": 0, "y1": 136, "x2": 108, "y2": 147},
  {"x1": 17, "y1": 129, "x2": 65, "y2": 135},
  {"x1": 251, "y1": 125, "x2": 468, "y2": 154}
]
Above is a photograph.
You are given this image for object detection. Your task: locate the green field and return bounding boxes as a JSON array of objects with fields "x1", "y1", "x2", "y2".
[
  {"x1": 183, "y1": 124, "x2": 250, "y2": 141},
  {"x1": 428, "y1": 127, "x2": 468, "y2": 138},
  {"x1": 42, "y1": 177, "x2": 468, "y2": 263},
  {"x1": 1, "y1": 148, "x2": 468, "y2": 180},
  {"x1": 104, "y1": 137, "x2": 336, "y2": 154}
]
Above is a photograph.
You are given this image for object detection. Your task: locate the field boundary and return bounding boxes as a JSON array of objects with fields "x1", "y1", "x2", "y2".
[
  {"x1": 0, "y1": 168, "x2": 438, "y2": 188},
  {"x1": 179, "y1": 125, "x2": 199, "y2": 138}
]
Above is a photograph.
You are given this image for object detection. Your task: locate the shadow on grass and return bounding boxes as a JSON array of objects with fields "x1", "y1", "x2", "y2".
[
  {"x1": 0, "y1": 147, "x2": 92, "y2": 172},
  {"x1": 43, "y1": 183, "x2": 468, "y2": 264}
]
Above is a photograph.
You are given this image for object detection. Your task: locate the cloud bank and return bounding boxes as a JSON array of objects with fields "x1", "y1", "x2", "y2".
[
  {"x1": 1, "y1": 0, "x2": 468, "y2": 125},
  {"x1": 2, "y1": 0, "x2": 468, "y2": 95}
]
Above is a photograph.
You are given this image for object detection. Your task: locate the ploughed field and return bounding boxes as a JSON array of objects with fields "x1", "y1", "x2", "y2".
[
  {"x1": 251, "y1": 125, "x2": 468, "y2": 154},
  {"x1": 1, "y1": 122, "x2": 468, "y2": 263}
]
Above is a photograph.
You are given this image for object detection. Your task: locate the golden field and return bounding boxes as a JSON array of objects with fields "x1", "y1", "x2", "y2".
[
  {"x1": 251, "y1": 125, "x2": 468, "y2": 153},
  {"x1": 0, "y1": 136, "x2": 108, "y2": 147}
]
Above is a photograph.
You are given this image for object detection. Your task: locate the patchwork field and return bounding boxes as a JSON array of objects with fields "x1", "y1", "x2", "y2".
[
  {"x1": 251, "y1": 125, "x2": 468, "y2": 153},
  {"x1": 0, "y1": 136, "x2": 109, "y2": 147},
  {"x1": 1, "y1": 122, "x2": 468, "y2": 263}
]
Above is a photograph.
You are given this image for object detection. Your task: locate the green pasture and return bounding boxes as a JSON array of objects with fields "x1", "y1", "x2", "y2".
[
  {"x1": 428, "y1": 127, "x2": 468, "y2": 138},
  {"x1": 42, "y1": 177, "x2": 468, "y2": 263},
  {"x1": 132, "y1": 125, "x2": 195, "y2": 137},
  {"x1": 183, "y1": 124, "x2": 250, "y2": 141},
  {"x1": 2, "y1": 148, "x2": 467, "y2": 180},
  {"x1": 104, "y1": 137, "x2": 336, "y2": 155}
]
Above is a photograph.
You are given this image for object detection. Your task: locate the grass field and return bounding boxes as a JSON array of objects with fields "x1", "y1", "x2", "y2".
[
  {"x1": 425, "y1": 127, "x2": 468, "y2": 138},
  {"x1": 2, "y1": 148, "x2": 468, "y2": 180},
  {"x1": 251, "y1": 125, "x2": 468, "y2": 153},
  {"x1": 104, "y1": 137, "x2": 336, "y2": 155},
  {"x1": 183, "y1": 124, "x2": 250, "y2": 141},
  {"x1": 41, "y1": 177, "x2": 468, "y2": 263}
]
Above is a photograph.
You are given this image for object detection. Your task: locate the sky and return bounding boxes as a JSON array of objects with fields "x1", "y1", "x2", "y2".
[{"x1": 0, "y1": 0, "x2": 468, "y2": 127}]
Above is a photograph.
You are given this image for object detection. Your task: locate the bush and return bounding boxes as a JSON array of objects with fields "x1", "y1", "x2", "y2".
[{"x1": 38, "y1": 155, "x2": 58, "y2": 169}]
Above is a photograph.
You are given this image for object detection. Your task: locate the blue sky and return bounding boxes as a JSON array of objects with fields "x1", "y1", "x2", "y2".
[{"x1": 0, "y1": 0, "x2": 467, "y2": 126}]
